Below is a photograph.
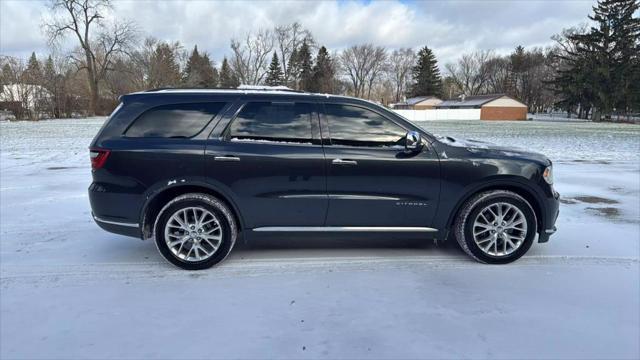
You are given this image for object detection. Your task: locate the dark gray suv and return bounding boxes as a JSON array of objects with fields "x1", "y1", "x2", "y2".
[{"x1": 89, "y1": 87, "x2": 559, "y2": 270}]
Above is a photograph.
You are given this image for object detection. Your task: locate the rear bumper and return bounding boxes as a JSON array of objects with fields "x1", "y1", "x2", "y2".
[
  {"x1": 89, "y1": 182, "x2": 143, "y2": 239},
  {"x1": 92, "y1": 213, "x2": 141, "y2": 238}
]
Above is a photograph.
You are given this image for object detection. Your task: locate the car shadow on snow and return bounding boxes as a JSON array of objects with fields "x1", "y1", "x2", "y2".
[
  {"x1": 87, "y1": 233, "x2": 467, "y2": 269},
  {"x1": 229, "y1": 234, "x2": 466, "y2": 261}
]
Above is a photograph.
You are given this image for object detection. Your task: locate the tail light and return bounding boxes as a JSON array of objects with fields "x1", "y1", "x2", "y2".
[{"x1": 90, "y1": 148, "x2": 110, "y2": 170}]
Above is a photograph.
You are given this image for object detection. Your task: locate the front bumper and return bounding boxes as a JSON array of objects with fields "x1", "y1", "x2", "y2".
[{"x1": 538, "y1": 189, "x2": 560, "y2": 243}]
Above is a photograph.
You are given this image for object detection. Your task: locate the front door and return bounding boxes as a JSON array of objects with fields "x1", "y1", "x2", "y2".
[
  {"x1": 320, "y1": 103, "x2": 440, "y2": 227},
  {"x1": 205, "y1": 101, "x2": 327, "y2": 229}
]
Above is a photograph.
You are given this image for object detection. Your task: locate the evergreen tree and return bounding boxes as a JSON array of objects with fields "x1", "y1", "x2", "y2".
[
  {"x1": 265, "y1": 53, "x2": 284, "y2": 86},
  {"x1": 183, "y1": 45, "x2": 218, "y2": 88},
  {"x1": 182, "y1": 45, "x2": 200, "y2": 84},
  {"x1": 286, "y1": 47, "x2": 299, "y2": 89},
  {"x1": 219, "y1": 57, "x2": 239, "y2": 88},
  {"x1": 408, "y1": 46, "x2": 442, "y2": 97},
  {"x1": 149, "y1": 43, "x2": 181, "y2": 88},
  {"x1": 310, "y1": 46, "x2": 335, "y2": 93},
  {"x1": 631, "y1": 51, "x2": 640, "y2": 112},
  {"x1": 24, "y1": 52, "x2": 42, "y2": 85},
  {"x1": 43, "y1": 56, "x2": 55, "y2": 80},
  {"x1": 606, "y1": 0, "x2": 640, "y2": 115},
  {"x1": 552, "y1": 48, "x2": 595, "y2": 118},
  {"x1": 549, "y1": 26, "x2": 595, "y2": 118},
  {"x1": 201, "y1": 53, "x2": 219, "y2": 88},
  {"x1": 297, "y1": 41, "x2": 313, "y2": 91},
  {"x1": 572, "y1": 0, "x2": 640, "y2": 119},
  {"x1": 509, "y1": 45, "x2": 526, "y2": 98},
  {"x1": 1, "y1": 64, "x2": 13, "y2": 86},
  {"x1": 43, "y1": 56, "x2": 62, "y2": 117}
]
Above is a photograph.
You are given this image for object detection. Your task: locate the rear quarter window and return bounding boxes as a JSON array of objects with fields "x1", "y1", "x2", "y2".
[{"x1": 125, "y1": 102, "x2": 226, "y2": 138}]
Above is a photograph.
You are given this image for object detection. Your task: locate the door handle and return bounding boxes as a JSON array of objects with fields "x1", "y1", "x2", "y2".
[
  {"x1": 214, "y1": 155, "x2": 241, "y2": 162},
  {"x1": 332, "y1": 158, "x2": 358, "y2": 166}
]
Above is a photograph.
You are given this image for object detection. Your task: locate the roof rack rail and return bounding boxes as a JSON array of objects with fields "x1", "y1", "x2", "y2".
[
  {"x1": 143, "y1": 86, "x2": 305, "y2": 93},
  {"x1": 236, "y1": 85, "x2": 304, "y2": 93},
  {"x1": 145, "y1": 87, "x2": 178, "y2": 92}
]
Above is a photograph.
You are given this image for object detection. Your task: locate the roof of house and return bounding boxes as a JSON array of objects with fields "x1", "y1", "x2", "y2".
[
  {"x1": 437, "y1": 94, "x2": 522, "y2": 107},
  {"x1": 393, "y1": 96, "x2": 441, "y2": 106}
]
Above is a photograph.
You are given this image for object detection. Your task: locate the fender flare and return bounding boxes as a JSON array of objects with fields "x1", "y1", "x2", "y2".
[
  {"x1": 438, "y1": 176, "x2": 546, "y2": 234},
  {"x1": 138, "y1": 177, "x2": 244, "y2": 239}
]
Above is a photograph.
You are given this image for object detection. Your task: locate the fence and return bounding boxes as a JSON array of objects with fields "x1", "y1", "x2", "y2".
[{"x1": 392, "y1": 109, "x2": 481, "y2": 121}]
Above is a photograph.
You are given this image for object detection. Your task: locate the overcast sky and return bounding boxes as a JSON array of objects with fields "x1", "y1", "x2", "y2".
[{"x1": 1, "y1": 0, "x2": 596, "y2": 65}]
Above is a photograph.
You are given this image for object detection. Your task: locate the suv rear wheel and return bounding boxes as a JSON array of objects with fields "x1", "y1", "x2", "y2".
[
  {"x1": 154, "y1": 193, "x2": 237, "y2": 270},
  {"x1": 454, "y1": 190, "x2": 537, "y2": 264}
]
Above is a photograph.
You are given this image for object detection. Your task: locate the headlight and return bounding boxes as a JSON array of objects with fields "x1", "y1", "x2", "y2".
[{"x1": 543, "y1": 165, "x2": 554, "y2": 185}]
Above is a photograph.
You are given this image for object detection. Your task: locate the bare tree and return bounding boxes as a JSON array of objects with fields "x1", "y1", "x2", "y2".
[
  {"x1": 48, "y1": 54, "x2": 78, "y2": 117},
  {"x1": 386, "y1": 48, "x2": 416, "y2": 102},
  {"x1": 230, "y1": 29, "x2": 274, "y2": 85},
  {"x1": 339, "y1": 44, "x2": 387, "y2": 99},
  {"x1": 484, "y1": 56, "x2": 511, "y2": 94},
  {"x1": 126, "y1": 37, "x2": 158, "y2": 90},
  {"x1": 274, "y1": 22, "x2": 314, "y2": 83},
  {"x1": 0, "y1": 56, "x2": 31, "y2": 119},
  {"x1": 44, "y1": 0, "x2": 137, "y2": 115},
  {"x1": 445, "y1": 50, "x2": 493, "y2": 96},
  {"x1": 365, "y1": 48, "x2": 387, "y2": 99}
]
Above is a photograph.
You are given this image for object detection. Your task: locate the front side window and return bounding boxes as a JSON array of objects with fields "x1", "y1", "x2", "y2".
[
  {"x1": 325, "y1": 104, "x2": 406, "y2": 147},
  {"x1": 228, "y1": 102, "x2": 313, "y2": 144},
  {"x1": 125, "y1": 102, "x2": 225, "y2": 138}
]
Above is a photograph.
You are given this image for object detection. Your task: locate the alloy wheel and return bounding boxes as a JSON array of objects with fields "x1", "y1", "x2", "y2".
[
  {"x1": 472, "y1": 202, "x2": 528, "y2": 257},
  {"x1": 164, "y1": 206, "x2": 222, "y2": 262}
]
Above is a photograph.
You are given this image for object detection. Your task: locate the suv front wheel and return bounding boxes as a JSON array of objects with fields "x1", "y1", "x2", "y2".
[
  {"x1": 454, "y1": 190, "x2": 537, "y2": 264},
  {"x1": 154, "y1": 193, "x2": 237, "y2": 270}
]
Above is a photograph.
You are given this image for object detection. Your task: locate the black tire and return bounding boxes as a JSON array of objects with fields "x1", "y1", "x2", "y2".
[
  {"x1": 154, "y1": 193, "x2": 237, "y2": 270},
  {"x1": 454, "y1": 190, "x2": 537, "y2": 264}
]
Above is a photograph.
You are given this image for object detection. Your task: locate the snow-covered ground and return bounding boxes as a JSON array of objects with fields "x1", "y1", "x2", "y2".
[{"x1": 1, "y1": 118, "x2": 639, "y2": 359}]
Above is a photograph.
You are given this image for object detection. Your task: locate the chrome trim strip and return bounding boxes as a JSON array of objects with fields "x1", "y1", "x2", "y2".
[
  {"x1": 93, "y1": 215, "x2": 139, "y2": 228},
  {"x1": 252, "y1": 226, "x2": 437, "y2": 233},
  {"x1": 278, "y1": 194, "x2": 327, "y2": 199},
  {"x1": 214, "y1": 156, "x2": 241, "y2": 162},
  {"x1": 545, "y1": 227, "x2": 557, "y2": 234},
  {"x1": 278, "y1": 194, "x2": 402, "y2": 201},
  {"x1": 329, "y1": 194, "x2": 401, "y2": 201},
  {"x1": 332, "y1": 159, "x2": 358, "y2": 166}
]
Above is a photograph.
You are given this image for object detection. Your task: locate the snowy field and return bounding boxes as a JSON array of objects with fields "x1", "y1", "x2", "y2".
[{"x1": 1, "y1": 118, "x2": 639, "y2": 359}]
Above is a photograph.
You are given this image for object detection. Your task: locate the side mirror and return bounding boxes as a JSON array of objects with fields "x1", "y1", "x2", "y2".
[{"x1": 405, "y1": 131, "x2": 423, "y2": 152}]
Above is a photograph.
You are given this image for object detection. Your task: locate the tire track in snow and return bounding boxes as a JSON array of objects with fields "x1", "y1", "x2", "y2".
[{"x1": 2, "y1": 255, "x2": 638, "y2": 286}]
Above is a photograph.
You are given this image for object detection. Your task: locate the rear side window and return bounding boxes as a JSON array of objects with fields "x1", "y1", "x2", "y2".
[
  {"x1": 227, "y1": 102, "x2": 313, "y2": 144},
  {"x1": 125, "y1": 102, "x2": 226, "y2": 138},
  {"x1": 325, "y1": 104, "x2": 406, "y2": 147}
]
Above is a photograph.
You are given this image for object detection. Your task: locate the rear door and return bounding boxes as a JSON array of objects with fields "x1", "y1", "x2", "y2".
[
  {"x1": 204, "y1": 100, "x2": 327, "y2": 229},
  {"x1": 320, "y1": 102, "x2": 440, "y2": 227}
]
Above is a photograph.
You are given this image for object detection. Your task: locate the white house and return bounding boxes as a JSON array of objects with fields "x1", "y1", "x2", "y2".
[{"x1": 0, "y1": 83, "x2": 52, "y2": 111}]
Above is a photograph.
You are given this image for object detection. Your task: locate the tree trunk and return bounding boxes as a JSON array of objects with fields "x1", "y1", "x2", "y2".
[
  {"x1": 84, "y1": 49, "x2": 98, "y2": 116},
  {"x1": 88, "y1": 78, "x2": 99, "y2": 116}
]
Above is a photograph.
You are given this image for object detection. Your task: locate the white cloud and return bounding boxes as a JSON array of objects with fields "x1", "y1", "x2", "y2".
[
  {"x1": 1, "y1": 0, "x2": 49, "y2": 56},
  {"x1": 0, "y1": 0, "x2": 595, "y2": 65}
]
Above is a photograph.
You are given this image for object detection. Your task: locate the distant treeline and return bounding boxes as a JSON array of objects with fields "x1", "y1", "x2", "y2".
[{"x1": 0, "y1": 0, "x2": 638, "y2": 121}]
